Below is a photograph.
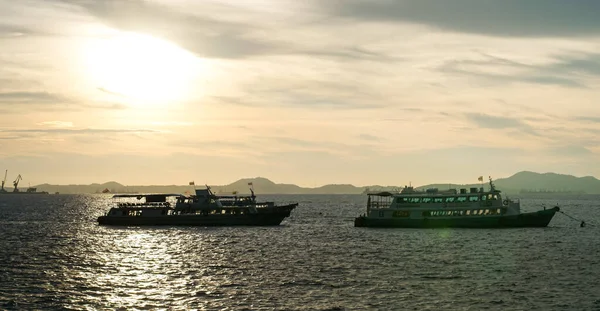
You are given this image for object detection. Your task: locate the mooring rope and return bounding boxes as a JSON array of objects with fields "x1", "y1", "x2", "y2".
[{"x1": 557, "y1": 210, "x2": 592, "y2": 227}]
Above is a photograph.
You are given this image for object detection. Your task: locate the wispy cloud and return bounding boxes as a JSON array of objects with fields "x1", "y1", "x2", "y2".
[
  {"x1": 37, "y1": 121, "x2": 74, "y2": 128},
  {"x1": 574, "y1": 116, "x2": 600, "y2": 123},
  {"x1": 55, "y1": 0, "x2": 283, "y2": 59},
  {"x1": 465, "y1": 113, "x2": 539, "y2": 136},
  {"x1": 437, "y1": 53, "x2": 590, "y2": 88},
  {"x1": 0, "y1": 91, "x2": 68, "y2": 104},
  {"x1": 319, "y1": 0, "x2": 600, "y2": 37},
  {"x1": 0, "y1": 128, "x2": 158, "y2": 134}
]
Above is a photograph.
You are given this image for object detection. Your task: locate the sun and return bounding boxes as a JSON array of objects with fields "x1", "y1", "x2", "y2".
[{"x1": 85, "y1": 31, "x2": 204, "y2": 106}]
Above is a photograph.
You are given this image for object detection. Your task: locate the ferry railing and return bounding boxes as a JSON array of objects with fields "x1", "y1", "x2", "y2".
[{"x1": 368, "y1": 201, "x2": 392, "y2": 210}]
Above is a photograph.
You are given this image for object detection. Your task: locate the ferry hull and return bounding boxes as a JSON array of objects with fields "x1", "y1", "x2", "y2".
[
  {"x1": 354, "y1": 207, "x2": 559, "y2": 228},
  {"x1": 98, "y1": 205, "x2": 296, "y2": 227}
]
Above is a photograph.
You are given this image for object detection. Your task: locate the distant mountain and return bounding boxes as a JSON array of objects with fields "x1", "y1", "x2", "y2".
[
  {"x1": 494, "y1": 171, "x2": 600, "y2": 195},
  {"x1": 33, "y1": 171, "x2": 600, "y2": 195},
  {"x1": 418, "y1": 171, "x2": 600, "y2": 195}
]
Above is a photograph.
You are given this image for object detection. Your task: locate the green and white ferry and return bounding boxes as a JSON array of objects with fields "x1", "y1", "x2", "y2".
[{"x1": 354, "y1": 177, "x2": 559, "y2": 228}]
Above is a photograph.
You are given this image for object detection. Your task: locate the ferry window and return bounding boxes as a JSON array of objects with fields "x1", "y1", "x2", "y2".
[
  {"x1": 445, "y1": 197, "x2": 456, "y2": 203},
  {"x1": 408, "y1": 197, "x2": 421, "y2": 203},
  {"x1": 479, "y1": 209, "x2": 484, "y2": 215},
  {"x1": 457, "y1": 196, "x2": 467, "y2": 202},
  {"x1": 497, "y1": 208, "x2": 501, "y2": 214},
  {"x1": 433, "y1": 198, "x2": 444, "y2": 203},
  {"x1": 493, "y1": 195, "x2": 498, "y2": 200},
  {"x1": 422, "y1": 198, "x2": 432, "y2": 203},
  {"x1": 469, "y1": 196, "x2": 479, "y2": 202},
  {"x1": 480, "y1": 195, "x2": 487, "y2": 201},
  {"x1": 484, "y1": 209, "x2": 490, "y2": 215}
]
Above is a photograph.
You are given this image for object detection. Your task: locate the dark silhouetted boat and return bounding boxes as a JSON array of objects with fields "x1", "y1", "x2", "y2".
[
  {"x1": 97, "y1": 185, "x2": 297, "y2": 226},
  {"x1": 354, "y1": 177, "x2": 559, "y2": 228}
]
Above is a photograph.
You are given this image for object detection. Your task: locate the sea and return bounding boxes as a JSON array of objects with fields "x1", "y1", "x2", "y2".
[{"x1": 1, "y1": 194, "x2": 599, "y2": 311}]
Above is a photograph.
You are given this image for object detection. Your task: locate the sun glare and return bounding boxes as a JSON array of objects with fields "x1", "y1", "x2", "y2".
[{"x1": 85, "y1": 32, "x2": 204, "y2": 106}]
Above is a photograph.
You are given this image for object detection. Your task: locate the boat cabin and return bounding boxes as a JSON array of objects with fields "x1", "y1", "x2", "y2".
[
  {"x1": 364, "y1": 178, "x2": 521, "y2": 219},
  {"x1": 105, "y1": 194, "x2": 183, "y2": 217}
]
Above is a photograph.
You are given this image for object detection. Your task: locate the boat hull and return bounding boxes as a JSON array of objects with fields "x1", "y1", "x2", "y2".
[
  {"x1": 98, "y1": 204, "x2": 297, "y2": 227},
  {"x1": 354, "y1": 207, "x2": 559, "y2": 228}
]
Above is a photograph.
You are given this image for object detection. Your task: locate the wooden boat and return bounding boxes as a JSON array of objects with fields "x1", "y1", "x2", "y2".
[
  {"x1": 98, "y1": 186, "x2": 297, "y2": 226},
  {"x1": 354, "y1": 177, "x2": 559, "y2": 228}
]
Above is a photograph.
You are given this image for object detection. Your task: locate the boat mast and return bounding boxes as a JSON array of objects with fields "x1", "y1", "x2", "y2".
[
  {"x1": 248, "y1": 182, "x2": 255, "y2": 201},
  {"x1": 488, "y1": 176, "x2": 496, "y2": 192}
]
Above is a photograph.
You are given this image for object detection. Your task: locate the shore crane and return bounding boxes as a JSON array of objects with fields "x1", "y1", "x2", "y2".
[
  {"x1": 1, "y1": 170, "x2": 6, "y2": 192},
  {"x1": 13, "y1": 174, "x2": 22, "y2": 192}
]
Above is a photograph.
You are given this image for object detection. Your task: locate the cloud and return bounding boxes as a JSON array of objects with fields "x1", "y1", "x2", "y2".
[
  {"x1": 465, "y1": 113, "x2": 538, "y2": 136},
  {"x1": 544, "y1": 53, "x2": 600, "y2": 77},
  {"x1": 301, "y1": 46, "x2": 401, "y2": 62},
  {"x1": 43, "y1": 0, "x2": 399, "y2": 62},
  {"x1": 437, "y1": 52, "x2": 600, "y2": 88},
  {"x1": 37, "y1": 121, "x2": 74, "y2": 128},
  {"x1": 358, "y1": 134, "x2": 381, "y2": 141},
  {"x1": 0, "y1": 91, "x2": 68, "y2": 105},
  {"x1": 321, "y1": 0, "x2": 600, "y2": 37},
  {"x1": 0, "y1": 24, "x2": 32, "y2": 38},
  {"x1": 0, "y1": 91, "x2": 127, "y2": 112},
  {"x1": 575, "y1": 116, "x2": 600, "y2": 123},
  {"x1": 0, "y1": 128, "x2": 157, "y2": 134},
  {"x1": 547, "y1": 145, "x2": 594, "y2": 157},
  {"x1": 55, "y1": 0, "x2": 283, "y2": 59}
]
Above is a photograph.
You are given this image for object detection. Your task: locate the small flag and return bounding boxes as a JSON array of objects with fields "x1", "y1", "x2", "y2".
[
  {"x1": 189, "y1": 181, "x2": 195, "y2": 186},
  {"x1": 478, "y1": 176, "x2": 483, "y2": 182},
  {"x1": 248, "y1": 182, "x2": 253, "y2": 186}
]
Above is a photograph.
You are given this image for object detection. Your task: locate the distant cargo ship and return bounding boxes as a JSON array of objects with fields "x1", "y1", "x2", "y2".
[{"x1": 0, "y1": 170, "x2": 49, "y2": 195}]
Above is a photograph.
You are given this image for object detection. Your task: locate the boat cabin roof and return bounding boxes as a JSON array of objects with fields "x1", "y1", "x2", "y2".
[
  {"x1": 367, "y1": 188, "x2": 500, "y2": 198},
  {"x1": 112, "y1": 194, "x2": 184, "y2": 202},
  {"x1": 366, "y1": 191, "x2": 398, "y2": 197}
]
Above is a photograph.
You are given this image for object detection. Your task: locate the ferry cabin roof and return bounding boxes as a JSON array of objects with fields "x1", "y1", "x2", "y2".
[
  {"x1": 112, "y1": 193, "x2": 184, "y2": 198},
  {"x1": 112, "y1": 194, "x2": 184, "y2": 203},
  {"x1": 365, "y1": 186, "x2": 510, "y2": 209}
]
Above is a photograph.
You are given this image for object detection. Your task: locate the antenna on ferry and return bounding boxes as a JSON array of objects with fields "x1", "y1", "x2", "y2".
[{"x1": 248, "y1": 181, "x2": 255, "y2": 200}]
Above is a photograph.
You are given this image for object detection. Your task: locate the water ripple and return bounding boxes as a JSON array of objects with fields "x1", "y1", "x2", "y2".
[{"x1": 0, "y1": 194, "x2": 599, "y2": 310}]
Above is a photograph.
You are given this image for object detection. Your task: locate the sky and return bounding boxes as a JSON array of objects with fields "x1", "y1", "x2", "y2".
[{"x1": 1, "y1": 0, "x2": 599, "y2": 187}]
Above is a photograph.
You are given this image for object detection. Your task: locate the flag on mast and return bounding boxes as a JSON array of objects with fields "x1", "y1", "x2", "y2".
[
  {"x1": 248, "y1": 182, "x2": 253, "y2": 186},
  {"x1": 189, "y1": 181, "x2": 195, "y2": 186},
  {"x1": 478, "y1": 176, "x2": 483, "y2": 182}
]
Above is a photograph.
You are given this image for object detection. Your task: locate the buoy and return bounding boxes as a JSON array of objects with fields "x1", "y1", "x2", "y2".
[{"x1": 581, "y1": 221, "x2": 586, "y2": 228}]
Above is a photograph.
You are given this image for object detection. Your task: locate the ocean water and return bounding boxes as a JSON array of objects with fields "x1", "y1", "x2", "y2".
[{"x1": 1, "y1": 194, "x2": 599, "y2": 311}]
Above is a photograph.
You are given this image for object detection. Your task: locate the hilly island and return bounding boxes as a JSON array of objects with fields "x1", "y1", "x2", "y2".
[{"x1": 30, "y1": 171, "x2": 600, "y2": 195}]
